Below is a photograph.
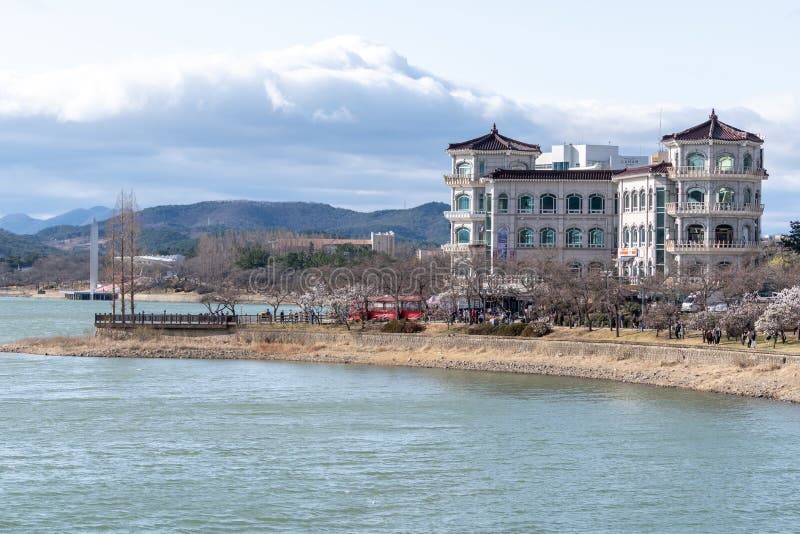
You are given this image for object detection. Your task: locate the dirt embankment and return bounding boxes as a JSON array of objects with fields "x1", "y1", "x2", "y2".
[{"x1": 3, "y1": 331, "x2": 800, "y2": 403}]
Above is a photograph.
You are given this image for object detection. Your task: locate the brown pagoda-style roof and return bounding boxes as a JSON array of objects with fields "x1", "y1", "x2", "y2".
[
  {"x1": 613, "y1": 161, "x2": 672, "y2": 178},
  {"x1": 661, "y1": 110, "x2": 763, "y2": 143},
  {"x1": 447, "y1": 124, "x2": 541, "y2": 152},
  {"x1": 488, "y1": 168, "x2": 622, "y2": 181}
]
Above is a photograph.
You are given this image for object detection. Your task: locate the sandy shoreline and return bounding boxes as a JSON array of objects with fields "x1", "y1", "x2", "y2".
[{"x1": 3, "y1": 332, "x2": 800, "y2": 403}]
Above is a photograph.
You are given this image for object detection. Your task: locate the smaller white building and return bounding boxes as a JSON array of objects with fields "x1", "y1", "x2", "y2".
[{"x1": 536, "y1": 143, "x2": 649, "y2": 170}]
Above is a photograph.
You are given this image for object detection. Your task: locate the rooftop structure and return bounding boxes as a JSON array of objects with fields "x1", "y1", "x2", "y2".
[{"x1": 535, "y1": 143, "x2": 650, "y2": 171}]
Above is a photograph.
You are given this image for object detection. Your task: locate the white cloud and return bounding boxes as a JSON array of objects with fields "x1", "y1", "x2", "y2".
[
  {"x1": 0, "y1": 35, "x2": 797, "y2": 234},
  {"x1": 263, "y1": 79, "x2": 293, "y2": 111},
  {"x1": 312, "y1": 106, "x2": 355, "y2": 123}
]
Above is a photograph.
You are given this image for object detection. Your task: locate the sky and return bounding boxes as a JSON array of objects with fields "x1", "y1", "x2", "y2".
[{"x1": 0, "y1": 0, "x2": 798, "y2": 233}]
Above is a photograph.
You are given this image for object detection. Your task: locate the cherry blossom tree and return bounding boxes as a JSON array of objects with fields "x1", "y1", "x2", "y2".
[
  {"x1": 756, "y1": 286, "x2": 800, "y2": 347},
  {"x1": 719, "y1": 295, "x2": 762, "y2": 341}
]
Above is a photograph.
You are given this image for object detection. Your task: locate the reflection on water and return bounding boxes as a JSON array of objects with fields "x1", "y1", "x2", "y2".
[{"x1": 1, "y1": 353, "x2": 798, "y2": 532}]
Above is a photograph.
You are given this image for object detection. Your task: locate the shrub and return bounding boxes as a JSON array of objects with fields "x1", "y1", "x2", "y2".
[
  {"x1": 521, "y1": 320, "x2": 552, "y2": 338},
  {"x1": 467, "y1": 320, "x2": 552, "y2": 338},
  {"x1": 495, "y1": 323, "x2": 527, "y2": 336},
  {"x1": 467, "y1": 323, "x2": 496, "y2": 336},
  {"x1": 381, "y1": 319, "x2": 426, "y2": 334}
]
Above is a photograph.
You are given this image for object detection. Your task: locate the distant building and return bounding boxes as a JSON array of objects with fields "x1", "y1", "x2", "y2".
[
  {"x1": 416, "y1": 248, "x2": 442, "y2": 261},
  {"x1": 371, "y1": 231, "x2": 395, "y2": 257},
  {"x1": 267, "y1": 233, "x2": 394, "y2": 256}
]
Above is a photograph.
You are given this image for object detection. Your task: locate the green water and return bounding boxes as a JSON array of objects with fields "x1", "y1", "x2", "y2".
[{"x1": 1, "y1": 298, "x2": 800, "y2": 531}]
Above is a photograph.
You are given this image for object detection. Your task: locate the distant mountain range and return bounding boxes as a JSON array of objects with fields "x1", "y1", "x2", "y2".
[
  {"x1": 0, "y1": 200, "x2": 451, "y2": 260},
  {"x1": 0, "y1": 206, "x2": 113, "y2": 235}
]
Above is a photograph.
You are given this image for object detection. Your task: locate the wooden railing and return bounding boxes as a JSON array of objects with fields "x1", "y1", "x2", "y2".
[{"x1": 94, "y1": 312, "x2": 330, "y2": 329}]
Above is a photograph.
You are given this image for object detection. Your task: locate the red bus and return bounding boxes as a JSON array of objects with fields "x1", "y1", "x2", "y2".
[{"x1": 350, "y1": 295, "x2": 423, "y2": 321}]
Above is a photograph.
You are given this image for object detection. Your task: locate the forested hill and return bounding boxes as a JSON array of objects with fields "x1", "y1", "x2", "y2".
[
  {"x1": 138, "y1": 200, "x2": 450, "y2": 244},
  {"x1": 0, "y1": 201, "x2": 451, "y2": 261},
  {"x1": 0, "y1": 229, "x2": 55, "y2": 266}
]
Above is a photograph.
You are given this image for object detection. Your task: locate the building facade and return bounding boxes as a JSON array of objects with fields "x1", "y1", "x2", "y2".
[{"x1": 442, "y1": 112, "x2": 767, "y2": 275}]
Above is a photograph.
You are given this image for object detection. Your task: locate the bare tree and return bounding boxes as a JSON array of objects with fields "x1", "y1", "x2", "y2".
[{"x1": 106, "y1": 190, "x2": 141, "y2": 323}]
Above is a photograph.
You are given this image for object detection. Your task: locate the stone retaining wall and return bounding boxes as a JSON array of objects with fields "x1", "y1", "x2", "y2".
[{"x1": 242, "y1": 329, "x2": 800, "y2": 368}]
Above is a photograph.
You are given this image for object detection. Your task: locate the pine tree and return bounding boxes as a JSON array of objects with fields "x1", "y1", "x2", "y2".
[{"x1": 783, "y1": 221, "x2": 800, "y2": 253}]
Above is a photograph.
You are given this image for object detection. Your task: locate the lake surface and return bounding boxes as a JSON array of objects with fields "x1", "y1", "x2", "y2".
[
  {"x1": 0, "y1": 296, "x2": 289, "y2": 344},
  {"x1": 1, "y1": 352, "x2": 800, "y2": 532},
  {"x1": 2, "y1": 297, "x2": 800, "y2": 531}
]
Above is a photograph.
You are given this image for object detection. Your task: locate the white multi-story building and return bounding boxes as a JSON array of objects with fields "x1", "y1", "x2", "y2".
[
  {"x1": 536, "y1": 143, "x2": 649, "y2": 170},
  {"x1": 635, "y1": 109, "x2": 765, "y2": 275},
  {"x1": 442, "y1": 111, "x2": 767, "y2": 275}
]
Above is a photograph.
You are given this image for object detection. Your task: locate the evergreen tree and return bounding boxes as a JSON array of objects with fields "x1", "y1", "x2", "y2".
[{"x1": 783, "y1": 221, "x2": 800, "y2": 253}]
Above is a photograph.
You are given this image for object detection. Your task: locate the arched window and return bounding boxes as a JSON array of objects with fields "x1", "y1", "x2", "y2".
[
  {"x1": 510, "y1": 161, "x2": 528, "y2": 170},
  {"x1": 717, "y1": 187, "x2": 735, "y2": 206},
  {"x1": 718, "y1": 261, "x2": 732, "y2": 269},
  {"x1": 623, "y1": 227, "x2": 630, "y2": 247},
  {"x1": 589, "y1": 194, "x2": 605, "y2": 214},
  {"x1": 517, "y1": 227, "x2": 535, "y2": 247},
  {"x1": 497, "y1": 193, "x2": 508, "y2": 213},
  {"x1": 639, "y1": 190, "x2": 646, "y2": 211},
  {"x1": 588, "y1": 262, "x2": 603, "y2": 274},
  {"x1": 639, "y1": 225, "x2": 646, "y2": 246},
  {"x1": 456, "y1": 227, "x2": 470, "y2": 244},
  {"x1": 687, "y1": 224, "x2": 704, "y2": 243},
  {"x1": 649, "y1": 188, "x2": 654, "y2": 211},
  {"x1": 486, "y1": 194, "x2": 492, "y2": 213},
  {"x1": 539, "y1": 194, "x2": 556, "y2": 214},
  {"x1": 566, "y1": 228, "x2": 583, "y2": 248},
  {"x1": 588, "y1": 228, "x2": 604, "y2": 248},
  {"x1": 687, "y1": 152, "x2": 705, "y2": 169},
  {"x1": 631, "y1": 191, "x2": 638, "y2": 211},
  {"x1": 715, "y1": 224, "x2": 734, "y2": 244},
  {"x1": 568, "y1": 262, "x2": 582, "y2": 275},
  {"x1": 624, "y1": 191, "x2": 630, "y2": 211},
  {"x1": 742, "y1": 225, "x2": 752, "y2": 242},
  {"x1": 743, "y1": 188, "x2": 752, "y2": 206},
  {"x1": 631, "y1": 227, "x2": 639, "y2": 246},
  {"x1": 539, "y1": 228, "x2": 556, "y2": 247},
  {"x1": 743, "y1": 153, "x2": 753, "y2": 171},
  {"x1": 478, "y1": 193, "x2": 485, "y2": 211},
  {"x1": 687, "y1": 187, "x2": 704, "y2": 205},
  {"x1": 456, "y1": 194, "x2": 470, "y2": 211},
  {"x1": 717, "y1": 154, "x2": 735, "y2": 172},
  {"x1": 517, "y1": 195, "x2": 533, "y2": 213},
  {"x1": 566, "y1": 194, "x2": 583, "y2": 214},
  {"x1": 456, "y1": 162, "x2": 472, "y2": 177}
]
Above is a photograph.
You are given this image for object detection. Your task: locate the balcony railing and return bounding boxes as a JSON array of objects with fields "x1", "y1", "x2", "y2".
[
  {"x1": 666, "y1": 202, "x2": 765, "y2": 216},
  {"x1": 443, "y1": 210, "x2": 487, "y2": 219},
  {"x1": 442, "y1": 241, "x2": 487, "y2": 253},
  {"x1": 444, "y1": 174, "x2": 481, "y2": 186},
  {"x1": 671, "y1": 166, "x2": 767, "y2": 177},
  {"x1": 665, "y1": 240, "x2": 761, "y2": 253}
]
